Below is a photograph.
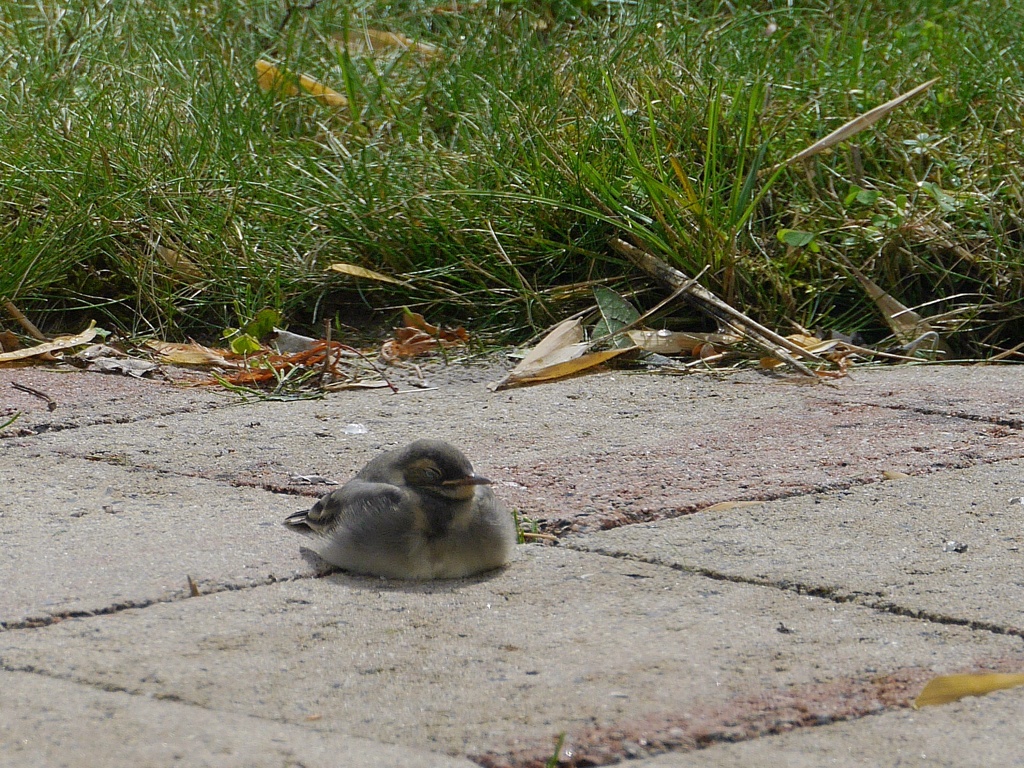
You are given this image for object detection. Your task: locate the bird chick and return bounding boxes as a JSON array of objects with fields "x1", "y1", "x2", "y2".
[{"x1": 284, "y1": 439, "x2": 517, "y2": 579}]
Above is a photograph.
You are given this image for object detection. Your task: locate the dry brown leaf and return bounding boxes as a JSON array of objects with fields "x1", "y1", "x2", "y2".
[
  {"x1": 782, "y1": 78, "x2": 940, "y2": 167},
  {"x1": 627, "y1": 330, "x2": 742, "y2": 356},
  {"x1": 0, "y1": 321, "x2": 98, "y2": 364},
  {"x1": 145, "y1": 340, "x2": 240, "y2": 368},
  {"x1": 212, "y1": 341, "x2": 381, "y2": 389},
  {"x1": 0, "y1": 330, "x2": 20, "y2": 352},
  {"x1": 402, "y1": 310, "x2": 468, "y2": 343},
  {"x1": 779, "y1": 334, "x2": 843, "y2": 356},
  {"x1": 381, "y1": 329, "x2": 437, "y2": 361},
  {"x1": 255, "y1": 59, "x2": 347, "y2": 108},
  {"x1": 379, "y1": 312, "x2": 468, "y2": 362},
  {"x1": 842, "y1": 259, "x2": 953, "y2": 357},
  {"x1": 156, "y1": 244, "x2": 203, "y2": 282},
  {"x1": 493, "y1": 348, "x2": 633, "y2": 390},
  {"x1": 515, "y1": 318, "x2": 585, "y2": 368},
  {"x1": 914, "y1": 672, "x2": 1024, "y2": 708},
  {"x1": 323, "y1": 380, "x2": 391, "y2": 391},
  {"x1": 326, "y1": 263, "x2": 407, "y2": 285},
  {"x1": 491, "y1": 318, "x2": 635, "y2": 390}
]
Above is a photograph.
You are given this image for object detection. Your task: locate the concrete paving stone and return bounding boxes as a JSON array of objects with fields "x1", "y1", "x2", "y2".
[
  {"x1": 804, "y1": 364, "x2": 1024, "y2": 423},
  {"x1": 629, "y1": 688, "x2": 1024, "y2": 768},
  {"x1": 0, "y1": 669, "x2": 474, "y2": 768},
  {"x1": 0, "y1": 367, "x2": 230, "y2": 437},
  {"x1": 11, "y1": 370, "x2": 1024, "y2": 533},
  {"x1": 0, "y1": 547, "x2": 1019, "y2": 760},
  {"x1": 0, "y1": 455, "x2": 313, "y2": 627},
  {"x1": 575, "y1": 458, "x2": 1024, "y2": 631}
]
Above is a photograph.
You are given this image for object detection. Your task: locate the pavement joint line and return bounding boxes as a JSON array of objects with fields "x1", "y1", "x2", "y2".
[
  {"x1": 0, "y1": 573, "x2": 309, "y2": 632},
  {"x1": 567, "y1": 546, "x2": 1024, "y2": 641},
  {"x1": 34, "y1": 443, "x2": 1024, "y2": 528},
  {"x1": 471, "y1": 665, "x2": 934, "y2": 768},
  {"x1": 35, "y1": 447, "x2": 322, "y2": 498},
  {"x1": 842, "y1": 400, "x2": 1024, "y2": 430},
  {"x1": 0, "y1": 660, "x2": 353, "y2": 743},
  {"x1": 540, "y1": 453, "x2": 1024, "y2": 535},
  {"x1": 0, "y1": 402, "x2": 238, "y2": 440}
]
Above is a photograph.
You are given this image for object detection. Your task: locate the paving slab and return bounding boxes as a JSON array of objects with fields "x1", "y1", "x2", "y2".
[
  {"x1": 3, "y1": 365, "x2": 1024, "y2": 767},
  {"x1": 0, "y1": 455, "x2": 310, "y2": 627},
  {"x1": 807, "y1": 364, "x2": 1024, "y2": 423},
  {"x1": 0, "y1": 367, "x2": 230, "y2": 436},
  {"x1": 574, "y1": 459, "x2": 1024, "y2": 632},
  {"x1": 0, "y1": 669, "x2": 474, "y2": 768},
  {"x1": 628, "y1": 689, "x2": 1024, "y2": 768},
  {"x1": 1, "y1": 546, "x2": 1020, "y2": 763},
  {"x1": 10, "y1": 368, "x2": 1024, "y2": 533}
]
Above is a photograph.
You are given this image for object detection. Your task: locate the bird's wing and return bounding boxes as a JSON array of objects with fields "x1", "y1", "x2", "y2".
[{"x1": 285, "y1": 480, "x2": 409, "y2": 534}]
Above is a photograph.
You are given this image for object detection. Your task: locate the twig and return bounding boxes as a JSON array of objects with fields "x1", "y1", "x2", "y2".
[
  {"x1": 324, "y1": 321, "x2": 400, "y2": 394},
  {"x1": 522, "y1": 532, "x2": 559, "y2": 543},
  {"x1": 277, "y1": 0, "x2": 325, "y2": 32},
  {"x1": 985, "y1": 339, "x2": 1024, "y2": 363},
  {"x1": 2, "y1": 299, "x2": 48, "y2": 341},
  {"x1": 357, "y1": 346, "x2": 400, "y2": 394},
  {"x1": 11, "y1": 382, "x2": 57, "y2": 411},
  {"x1": 609, "y1": 238, "x2": 822, "y2": 377},
  {"x1": 319, "y1": 319, "x2": 333, "y2": 388}
]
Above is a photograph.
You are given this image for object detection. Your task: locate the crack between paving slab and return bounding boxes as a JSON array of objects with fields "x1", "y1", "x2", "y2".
[
  {"x1": 567, "y1": 546, "x2": 1024, "y2": 642},
  {"x1": 0, "y1": 573, "x2": 309, "y2": 632},
  {"x1": 472, "y1": 670, "x2": 923, "y2": 768},
  {"x1": 849, "y1": 401, "x2": 1023, "y2": 431},
  {"x1": 42, "y1": 447, "x2": 325, "y2": 499},
  {"x1": 0, "y1": 403, "x2": 236, "y2": 439},
  {"x1": 0, "y1": 659, "x2": 348, "y2": 739},
  {"x1": 57, "y1": 449, "x2": 1024, "y2": 518},
  {"x1": 472, "y1": 651, "x2": 1024, "y2": 768}
]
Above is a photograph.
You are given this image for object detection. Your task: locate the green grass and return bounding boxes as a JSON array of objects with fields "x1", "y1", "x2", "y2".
[{"x1": 1, "y1": 0, "x2": 1021, "y2": 356}]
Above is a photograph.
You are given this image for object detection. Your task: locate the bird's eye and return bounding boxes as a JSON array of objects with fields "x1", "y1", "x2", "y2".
[{"x1": 407, "y1": 462, "x2": 443, "y2": 486}]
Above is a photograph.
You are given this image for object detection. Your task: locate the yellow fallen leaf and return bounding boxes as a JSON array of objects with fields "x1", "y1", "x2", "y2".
[
  {"x1": 914, "y1": 673, "x2": 1024, "y2": 708},
  {"x1": 347, "y1": 29, "x2": 440, "y2": 57},
  {"x1": 0, "y1": 321, "x2": 98, "y2": 363},
  {"x1": 882, "y1": 470, "x2": 912, "y2": 480},
  {"x1": 326, "y1": 263, "x2": 407, "y2": 285},
  {"x1": 255, "y1": 59, "x2": 347, "y2": 108},
  {"x1": 255, "y1": 59, "x2": 296, "y2": 96},
  {"x1": 296, "y1": 72, "x2": 347, "y2": 108}
]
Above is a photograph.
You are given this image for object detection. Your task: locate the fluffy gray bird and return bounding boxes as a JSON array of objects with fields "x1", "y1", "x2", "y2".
[{"x1": 284, "y1": 439, "x2": 517, "y2": 579}]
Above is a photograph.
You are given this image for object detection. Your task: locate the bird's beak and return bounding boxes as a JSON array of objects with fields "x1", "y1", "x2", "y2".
[{"x1": 443, "y1": 474, "x2": 492, "y2": 487}]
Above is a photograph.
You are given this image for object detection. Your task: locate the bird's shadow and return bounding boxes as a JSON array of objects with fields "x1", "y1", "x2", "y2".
[{"x1": 297, "y1": 546, "x2": 511, "y2": 593}]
